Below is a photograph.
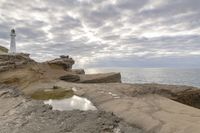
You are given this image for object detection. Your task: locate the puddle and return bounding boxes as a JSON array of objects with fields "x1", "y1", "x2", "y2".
[
  {"x1": 31, "y1": 86, "x2": 97, "y2": 111},
  {"x1": 44, "y1": 95, "x2": 97, "y2": 111},
  {"x1": 30, "y1": 88, "x2": 74, "y2": 100}
]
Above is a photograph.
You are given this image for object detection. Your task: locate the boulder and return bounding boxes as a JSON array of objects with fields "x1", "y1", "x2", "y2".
[
  {"x1": 79, "y1": 72, "x2": 121, "y2": 83},
  {"x1": 59, "y1": 74, "x2": 80, "y2": 82},
  {"x1": 48, "y1": 55, "x2": 74, "y2": 70},
  {"x1": 59, "y1": 72, "x2": 121, "y2": 83}
]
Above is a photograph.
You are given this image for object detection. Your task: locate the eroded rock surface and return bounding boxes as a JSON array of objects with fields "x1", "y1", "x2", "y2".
[
  {"x1": 79, "y1": 73, "x2": 121, "y2": 83},
  {"x1": 47, "y1": 55, "x2": 75, "y2": 70},
  {"x1": 0, "y1": 84, "x2": 143, "y2": 133},
  {"x1": 25, "y1": 81, "x2": 200, "y2": 133},
  {"x1": 59, "y1": 74, "x2": 80, "y2": 82},
  {"x1": 0, "y1": 53, "x2": 35, "y2": 72},
  {"x1": 2, "y1": 52, "x2": 200, "y2": 133},
  {"x1": 174, "y1": 89, "x2": 200, "y2": 109},
  {"x1": 59, "y1": 73, "x2": 121, "y2": 83},
  {"x1": 75, "y1": 83, "x2": 200, "y2": 133},
  {"x1": 114, "y1": 83, "x2": 200, "y2": 109},
  {"x1": 0, "y1": 54, "x2": 122, "y2": 85}
]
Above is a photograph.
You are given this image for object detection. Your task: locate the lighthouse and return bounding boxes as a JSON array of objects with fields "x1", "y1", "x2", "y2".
[{"x1": 9, "y1": 29, "x2": 16, "y2": 54}]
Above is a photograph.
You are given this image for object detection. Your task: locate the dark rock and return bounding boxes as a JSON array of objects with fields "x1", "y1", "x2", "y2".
[
  {"x1": 60, "y1": 55, "x2": 69, "y2": 58},
  {"x1": 174, "y1": 89, "x2": 200, "y2": 109},
  {"x1": 59, "y1": 74, "x2": 80, "y2": 82},
  {"x1": 79, "y1": 72, "x2": 121, "y2": 83},
  {"x1": 71, "y1": 69, "x2": 85, "y2": 74}
]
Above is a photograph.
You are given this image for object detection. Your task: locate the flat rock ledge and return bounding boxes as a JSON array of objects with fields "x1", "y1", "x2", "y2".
[
  {"x1": 59, "y1": 72, "x2": 122, "y2": 83},
  {"x1": 79, "y1": 72, "x2": 122, "y2": 83},
  {"x1": 0, "y1": 84, "x2": 143, "y2": 133},
  {"x1": 0, "y1": 54, "x2": 122, "y2": 84}
]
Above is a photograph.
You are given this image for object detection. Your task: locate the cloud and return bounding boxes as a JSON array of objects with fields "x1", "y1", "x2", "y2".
[{"x1": 0, "y1": 0, "x2": 199, "y2": 67}]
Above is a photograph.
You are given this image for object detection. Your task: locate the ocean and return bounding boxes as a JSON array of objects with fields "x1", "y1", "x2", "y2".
[{"x1": 85, "y1": 68, "x2": 200, "y2": 87}]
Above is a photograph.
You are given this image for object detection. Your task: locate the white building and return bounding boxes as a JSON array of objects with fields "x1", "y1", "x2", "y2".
[{"x1": 9, "y1": 29, "x2": 16, "y2": 53}]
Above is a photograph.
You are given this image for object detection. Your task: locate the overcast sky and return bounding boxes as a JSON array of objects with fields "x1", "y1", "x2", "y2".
[{"x1": 0, "y1": 0, "x2": 200, "y2": 68}]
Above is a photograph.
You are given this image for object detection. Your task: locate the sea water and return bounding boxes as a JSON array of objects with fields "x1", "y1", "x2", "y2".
[{"x1": 85, "y1": 68, "x2": 200, "y2": 87}]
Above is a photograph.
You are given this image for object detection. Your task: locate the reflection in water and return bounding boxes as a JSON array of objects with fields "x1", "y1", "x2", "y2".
[{"x1": 44, "y1": 95, "x2": 97, "y2": 111}]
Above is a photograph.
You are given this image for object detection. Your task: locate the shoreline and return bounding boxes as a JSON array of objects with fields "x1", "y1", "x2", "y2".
[
  {"x1": 85, "y1": 67, "x2": 200, "y2": 88},
  {"x1": 1, "y1": 53, "x2": 200, "y2": 133}
]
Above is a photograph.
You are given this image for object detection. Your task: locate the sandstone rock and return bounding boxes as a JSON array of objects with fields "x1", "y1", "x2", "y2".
[
  {"x1": 116, "y1": 83, "x2": 200, "y2": 109},
  {"x1": 59, "y1": 74, "x2": 80, "y2": 82},
  {"x1": 0, "y1": 54, "x2": 77, "y2": 86},
  {"x1": 2, "y1": 50, "x2": 200, "y2": 133},
  {"x1": 174, "y1": 89, "x2": 200, "y2": 109},
  {"x1": 79, "y1": 72, "x2": 121, "y2": 83},
  {"x1": 47, "y1": 55, "x2": 75, "y2": 70},
  {"x1": 22, "y1": 81, "x2": 200, "y2": 133},
  {"x1": 0, "y1": 84, "x2": 143, "y2": 133},
  {"x1": 0, "y1": 53, "x2": 36, "y2": 72}
]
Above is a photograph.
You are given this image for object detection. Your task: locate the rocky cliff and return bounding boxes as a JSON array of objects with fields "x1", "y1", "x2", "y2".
[
  {"x1": 1, "y1": 52, "x2": 200, "y2": 133},
  {"x1": 0, "y1": 53, "x2": 35, "y2": 72},
  {"x1": 0, "y1": 53, "x2": 121, "y2": 87},
  {"x1": 47, "y1": 55, "x2": 75, "y2": 70}
]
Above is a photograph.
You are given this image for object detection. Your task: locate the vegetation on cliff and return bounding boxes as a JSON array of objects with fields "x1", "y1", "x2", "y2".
[{"x1": 0, "y1": 45, "x2": 8, "y2": 53}]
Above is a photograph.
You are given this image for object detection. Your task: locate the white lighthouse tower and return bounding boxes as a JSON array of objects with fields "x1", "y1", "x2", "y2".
[{"x1": 9, "y1": 29, "x2": 16, "y2": 54}]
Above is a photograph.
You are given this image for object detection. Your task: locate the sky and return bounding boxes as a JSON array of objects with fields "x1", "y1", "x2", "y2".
[{"x1": 0, "y1": 0, "x2": 200, "y2": 68}]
